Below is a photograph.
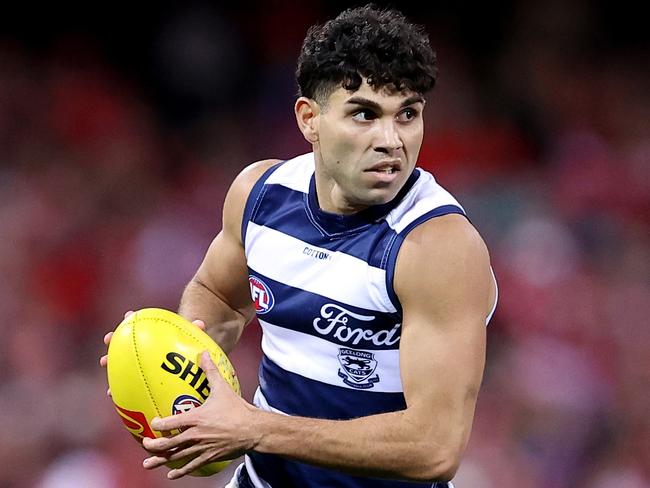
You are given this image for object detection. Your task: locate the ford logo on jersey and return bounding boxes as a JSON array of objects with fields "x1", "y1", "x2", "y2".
[{"x1": 249, "y1": 275, "x2": 274, "y2": 314}]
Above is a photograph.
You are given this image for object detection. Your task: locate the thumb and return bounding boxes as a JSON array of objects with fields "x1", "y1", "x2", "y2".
[
  {"x1": 192, "y1": 319, "x2": 206, "y2": 331},
  {"x1": 200, "y1": 351, "x2": 227, "y2": 389}
]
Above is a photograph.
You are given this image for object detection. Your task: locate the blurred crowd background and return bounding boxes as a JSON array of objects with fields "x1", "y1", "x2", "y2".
[{"x1": 0, "y1": 1, "x2": 647, "y2": 487}]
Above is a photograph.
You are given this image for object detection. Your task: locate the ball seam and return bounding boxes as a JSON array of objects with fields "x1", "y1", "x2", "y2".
[
  {"x1": 131, "y1": 317, "x2": 162, "y2": 420},
  {"x1": 152, "y1": 317, "x2": 216, "y2": 352}
]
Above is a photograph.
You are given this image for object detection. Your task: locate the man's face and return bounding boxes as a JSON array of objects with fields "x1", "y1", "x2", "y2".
[{"x1": 312, "y1": 80, "x2": 425, "y2": 214}]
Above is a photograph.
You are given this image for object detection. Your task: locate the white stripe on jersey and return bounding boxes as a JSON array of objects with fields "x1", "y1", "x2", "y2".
[
  {"x1": 264, "y1": 153, "x2": 314, "y2": 193},
  {"x1": 260, "y1": 319, "x2": 404, "y2": 393},
  {"x1": 245, "y1": 222, "x2": 396, "y2": 313},
  {"x1": 245, "y1": 455, "x2": 273, "y2": 488},
  {"x1": 386, "y1": 171, "x2": 465, "y2": 233},
  {"x1": 263, "y1": 153, "x2": 464, "y2": 236}
]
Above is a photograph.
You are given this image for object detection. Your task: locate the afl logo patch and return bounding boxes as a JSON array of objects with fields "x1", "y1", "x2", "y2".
[
  {"x1": 249, "y1": 276, "x2": 274, "y2": 314},
  {"x1": 172, "y1": 394, "x2": 202, "y2": 415}
]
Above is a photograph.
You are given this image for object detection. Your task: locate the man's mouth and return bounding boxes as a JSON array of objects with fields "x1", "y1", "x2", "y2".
[{"x1": 365, "y1": 161, "x2": 401, "y2": 174}]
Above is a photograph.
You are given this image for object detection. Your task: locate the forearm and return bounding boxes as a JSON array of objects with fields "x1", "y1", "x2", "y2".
[
  {"x1": 251, "y1": 408, "x2": 457, "y2": 482},
  {"x1": 178, "y1": 278, "x2": 249, "y2": 354}
]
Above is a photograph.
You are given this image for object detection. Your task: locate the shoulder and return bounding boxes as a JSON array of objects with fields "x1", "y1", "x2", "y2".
[
  {"x1": 400, "y1": 213, "x2": 488, "y2": 261},
  {"x1": 222, "y1": 159, "x2": 282, "y2": 240},
  {"x1": 394, "y1": 214, "x2": 492, "y2": 316},
  {"x1": 225, "y1": 158, "x2": 282, "y2": 208},
  {"x1": 228, "y1": 159, "x2": 283, "y2": 202}
]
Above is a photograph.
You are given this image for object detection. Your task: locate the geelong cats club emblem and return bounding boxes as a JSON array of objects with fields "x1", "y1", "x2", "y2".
[{"x1": 337, "y1": 348, "x2": 380, "y2": 389}]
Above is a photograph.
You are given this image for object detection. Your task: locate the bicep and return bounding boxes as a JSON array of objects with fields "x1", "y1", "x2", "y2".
[
  {"x1": 395, "y1": 215, "x2": 491, "y2": 454},
  {"x1": 194, "y1": 230, "x2": 254, "y2": 318},
  {"x1": 194, "y1": 159, "x2": 281, "y2": 319}
]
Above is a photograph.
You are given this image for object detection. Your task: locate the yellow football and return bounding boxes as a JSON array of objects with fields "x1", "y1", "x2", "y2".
[{"x1": 106, "y1": 307, "x2": 240, "y2": 476}]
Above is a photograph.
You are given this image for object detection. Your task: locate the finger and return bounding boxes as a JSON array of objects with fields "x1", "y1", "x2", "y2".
[
  {"x1": 192, "y1": 319, "x2": 206, "y2": 331},
  {"x1": 106, "y1": 388, "x2": 112, "y2": 397},
  {"x1": 143, "y1": 443, "x2": 206, "y2": 469},
  {"x1": 144, "y1": 424, "x2": 194, "y2": 450},
  {"x1": 142, "y1": 454, "x2": 170, "y2": 470},
  {"x1": 99, "y1": 355, "x2": 108, "y2": 367},
  {"x1": 168, "y1": 451, "x2": 214, "y2": 480},
  {"x1": 103, "y1": 331, "x2": 113, "y2": 346},
  {"x1": 150, "y1": 412, "x2": 197, "y2": 433},
  {"x1": 124, "y1": 310, "x2": 134, "y2": 319},
  {"x1": 200, "y1": 351, "x2": 226, "y2": 388}
]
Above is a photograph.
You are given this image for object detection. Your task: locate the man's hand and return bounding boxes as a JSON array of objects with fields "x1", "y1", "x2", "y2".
[
  {"x1": 142, "y1": 351, "x2": 260, "y2": 480},
  {"x1": 99, "y1": 311, "x2": 206, "y2": 397}
]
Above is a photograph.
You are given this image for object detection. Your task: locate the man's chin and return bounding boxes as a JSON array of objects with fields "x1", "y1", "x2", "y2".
[{"x1": 360, "y1": 187, "x2": 401, "y2": 207}]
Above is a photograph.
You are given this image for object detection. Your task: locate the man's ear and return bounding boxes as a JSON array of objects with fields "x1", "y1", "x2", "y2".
[{"x1": 295, "y1": 97, "x2": 321, "y2": 144}]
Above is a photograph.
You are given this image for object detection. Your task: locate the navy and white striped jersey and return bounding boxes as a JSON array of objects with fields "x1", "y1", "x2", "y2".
[{"x1": 240, "y1": 152, "x2": 494, "y2": 488}]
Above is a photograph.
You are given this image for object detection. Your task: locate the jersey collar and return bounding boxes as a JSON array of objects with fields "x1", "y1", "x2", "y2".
[{"x1": 306, "y1": 169, "x2": 420, "y2": 236}]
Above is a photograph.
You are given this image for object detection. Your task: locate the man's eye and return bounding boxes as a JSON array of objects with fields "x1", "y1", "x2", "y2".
[
  {"x1": 397, "y1": 108, "x2": 418, "y2": 122},
  {"x1": 352, "y1": 109, "x2": 377, "y2": 121}
]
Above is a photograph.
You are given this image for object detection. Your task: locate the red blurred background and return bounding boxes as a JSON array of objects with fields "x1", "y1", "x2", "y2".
[{"x1": 0, "y1": 1, "x2": 647, "y2": 487}]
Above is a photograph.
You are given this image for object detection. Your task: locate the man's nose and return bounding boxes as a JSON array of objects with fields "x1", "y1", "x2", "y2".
[{"x1": 374, "y1": 119, "x2": 403, "y2": 153}]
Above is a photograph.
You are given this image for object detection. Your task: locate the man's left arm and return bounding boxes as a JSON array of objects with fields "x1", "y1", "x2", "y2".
[
  {"x1": 142, "y1": 213, "x2": 494, "y2": 482},
  {"x1": 392, "y1": 213, "x2": 493, "y2": 479}
]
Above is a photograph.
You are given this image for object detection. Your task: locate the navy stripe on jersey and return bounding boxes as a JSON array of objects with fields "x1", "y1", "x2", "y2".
[
  {"x1": 385, "y1": 205, "x2": 466, "y2": 312},
  {"x1": 249, "y1": 269, "x2": 402, "y2": 351},
  {"x1": 241, "y1": 161, "x2": 284, "y2": 243},
  {"x1": 259, "y1": 355, "x2": 407, "y2": 419},
  {"x1": 250, "y1": 184, "x2": 398, "y2": 268},
  {"x1": 247, "y1": 452, "x2": 447, "y2": 488}
]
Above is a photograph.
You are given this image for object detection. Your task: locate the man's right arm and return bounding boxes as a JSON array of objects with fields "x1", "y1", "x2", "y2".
[{"x1": 178, "y1": 159, "x2": 281, "y2": 353}]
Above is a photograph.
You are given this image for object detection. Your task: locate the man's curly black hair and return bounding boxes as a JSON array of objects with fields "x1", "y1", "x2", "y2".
[{"x1": 296, "y1": 4, "x2": 438, "y2": 105}]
